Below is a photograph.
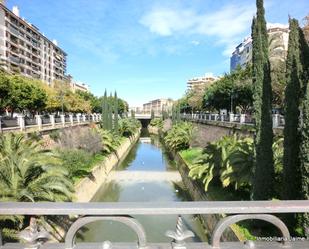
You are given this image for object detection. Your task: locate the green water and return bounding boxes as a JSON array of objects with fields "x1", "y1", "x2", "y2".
[{"x1": 78, "y1": 134, "x2": 207, "y2": 243}]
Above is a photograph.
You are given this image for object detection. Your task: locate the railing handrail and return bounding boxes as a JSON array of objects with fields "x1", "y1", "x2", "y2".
[{"x1": 0, "y1": 200, "x2": 308, "y2": 215}]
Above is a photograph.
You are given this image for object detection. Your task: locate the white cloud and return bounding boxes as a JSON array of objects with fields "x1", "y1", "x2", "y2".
[
  {"x1": 191, "y1": 40, "x2": 200, "y2": 46},
  {"x1": 140, "y1": 4, "x2": 256, "y2": 56}
]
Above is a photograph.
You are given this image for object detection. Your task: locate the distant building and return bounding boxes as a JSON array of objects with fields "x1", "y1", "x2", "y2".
[
  {"x1": 143, "y1": 98, "x2": 174, "y2": 113},
  {"x1": 65, "y1": 74, "x2": 90, "y2": 93},
  {"x1": 0, "y1": 4, "x2": 67, "y2": 84},
  {"x1": 187, "y1": 73, "x2": 219, "y2": 91},
  {"x1": 230, "y1": 23, "x2": 289, "y2": 72},
  {"x1": 129, "y1": 106, "x2": 142, "y2": 113}
]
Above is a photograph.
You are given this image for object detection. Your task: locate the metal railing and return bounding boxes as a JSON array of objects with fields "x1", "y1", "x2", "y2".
[
  {"x1": 0, "y1": 201, "x2": 308, "y2": 249},
  {"x1": 181, "y1": 113, "x2": 285, "y2": 129}
]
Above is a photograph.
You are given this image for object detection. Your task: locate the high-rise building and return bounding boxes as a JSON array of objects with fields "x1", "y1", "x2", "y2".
[
  {"x1": 230, "y1": 24, "x2": 289, "y2": 72},
  {"x1": 0, "y1": 4, "x2": 67, "y2": 84},
  {"x1": 187, "y1": 73, "x2": 219, "y2": 91}
]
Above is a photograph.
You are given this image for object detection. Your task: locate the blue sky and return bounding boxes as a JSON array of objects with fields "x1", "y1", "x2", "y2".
[{"x1": 6, "y1": 0, "x2": 309, "y2": 106}]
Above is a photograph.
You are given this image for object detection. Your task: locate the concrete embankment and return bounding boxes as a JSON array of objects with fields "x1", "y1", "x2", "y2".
[{"x1": 75, "y1": 132, "x2": 140, "y2": 202}]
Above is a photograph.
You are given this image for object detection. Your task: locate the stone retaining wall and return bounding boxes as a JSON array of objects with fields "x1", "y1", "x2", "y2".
[{"x1": 74, "y1": 132, "x2": 140, "y2": 202}]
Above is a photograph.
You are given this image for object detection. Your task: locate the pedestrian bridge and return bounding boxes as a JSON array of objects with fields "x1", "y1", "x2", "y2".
[{"x1": 109, "y1": 171, "x2": 182, "y2": 182}]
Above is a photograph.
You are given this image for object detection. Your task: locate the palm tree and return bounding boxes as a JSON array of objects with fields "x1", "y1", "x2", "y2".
[
  {"x1": 0, "y1": 133, "x2": 74, "y2": 241},
  {"x1": 0, "y1": 133, "x2": 73, "y2": 202}
]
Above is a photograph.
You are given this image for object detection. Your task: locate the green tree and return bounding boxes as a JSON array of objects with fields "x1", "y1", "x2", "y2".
[
  {"x1": 0, "y1": 133, "x2": 73, "y2": 201},
  {"x1": 251, "y1": 0, "x2": 274, "y2": 200},
  {"x1": 151, "y1": 109, "x2": 155, "y2": 119},
  {"x1": 102, "y1": 90, "x2": 108, "y2": 129},
  {"x1": 283, "y1": 19, "x2": 303, "y2": 202},
  {"x1": 114, "y1": 91, "x2": 119, "y2": 134},
  {"x1": 0, "y1": 73, "x2": 11, "y2": 112},
  {"x1": 300, "y1": 81, "x2": 309, "y2": 234}
]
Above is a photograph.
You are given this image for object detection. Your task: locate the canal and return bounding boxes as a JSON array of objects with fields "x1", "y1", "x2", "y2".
[{"x1": 79, "y1": 130, "x2": 207, "y2": 243}]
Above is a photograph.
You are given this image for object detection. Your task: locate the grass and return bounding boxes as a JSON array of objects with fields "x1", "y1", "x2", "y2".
[{"x1": 179, "y1": 147, "x2": 203, "y2": 166}]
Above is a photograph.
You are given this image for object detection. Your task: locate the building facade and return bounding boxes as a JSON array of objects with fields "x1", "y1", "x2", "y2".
[
  {"x1": 187, "y1": 74, "x2": 219, "y2": 91},
  {"x1": 0, "y1": 4, "x2": 67, "y2": 84},
  {"x1": 143, "y1": 98, "x2": 174, "y2": 114},
  {"x1": 230, "y1": 24, "x2": 289, "y2": 72}
]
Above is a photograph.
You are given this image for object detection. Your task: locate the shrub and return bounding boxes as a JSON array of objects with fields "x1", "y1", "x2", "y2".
[
  {"x1": 118, "y1": 118, "x2": 141, "y2": 137},
  {"x1": 150, "y1": 118, "x2": 163, "y2": 129},
  {"x1": 164, "y1": 122, "x2": 194, "y2": 151},
  {"x1": 58, "y1": 149, "x2": 94, "y2": 182},
  {"x1": 187, "y1": 135, "x2": 284, "y2": 194},
  {"x1": 49, "y1": 130, "x2": 60, "y2": 141}
]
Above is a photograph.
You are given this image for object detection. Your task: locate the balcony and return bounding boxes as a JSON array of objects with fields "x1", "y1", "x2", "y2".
[
  {"x1": 0, "y1": 201, "x2": 308, "y2": 249},
  {"x1": 9, "y1": 56, "x2": 20, "y2": 64}
]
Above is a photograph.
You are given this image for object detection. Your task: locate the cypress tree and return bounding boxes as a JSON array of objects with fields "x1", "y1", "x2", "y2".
[
  {"x1": 252, "y1": 0, "x2": 274, "y2": 200},
  {"x1": 151, "y1": 109, "x2": 155, "y2": 120},
  {"x1": 283, "y1": 19, "x2": 303, "y2": 201},
  {"x1": 114, "y1": 91, "x2": 118, "y2": 134},
  {"x1": 300, "y1": 82, "x2": 309, "y2": 234},
  {"x1": 102, "y1": 89, "x2": 108, "y2": 129},
  {"x1": 108, "y1": 93, "x2": 113, "y2": 130},
  {"x1": 299, "y1": 20, "x2": 309, "y2": 234}
]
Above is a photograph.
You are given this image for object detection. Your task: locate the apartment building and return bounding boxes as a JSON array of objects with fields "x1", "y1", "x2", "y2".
[
  {"x1": 0, "y1": 4, "x2": 67, "y2": 84},
  {"x1": 187, "y1": 74, "x2": 219, "y2": 91},
  {"x1": 230, "y1": 24, "x2": 289, "y2": 72},
  {"x1": 143, "y1": 98, "x2": 174, "y2": 114}
]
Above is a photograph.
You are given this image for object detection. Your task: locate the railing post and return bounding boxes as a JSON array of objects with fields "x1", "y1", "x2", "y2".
[
  {"x1": 82, "y1": 114, "x2": 86, "y2": 122},
  {"x1": 273, "y1": 114, "x2": 279, "y2": 128},
  {"x1": 60, "y1": 114, "x2": 65, "y2": 127},
  {"x1": 220, "y1": 115, "x2": 224, "y2": 122},
  {"x1": 69, "y1": 114, "x2": 74, "y2": 126},
  {"x1": 35, "y1": 115, "x2": 42, "y2": 130},
  {"x1": 229, "y1": 113, "x2": 234, "y2": 122},
  {"x1": 76, "y1": 114, "x2": 81, "y2": 124},
  {"x1": 49, "y1": 114, "x2": 55, "y2": 127},
  {"x1": 240, "y1": 114, "x2": 246, "y2": 124},
  {"x1": 214, "y1": 114, "x2": 218, "y2": 121},
  {"x1": 17, "y1": 115, "x2": 25, "y2": 131}
]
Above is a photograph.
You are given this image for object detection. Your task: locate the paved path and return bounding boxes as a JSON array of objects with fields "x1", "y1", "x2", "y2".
[{"x1": 109, "y1": 171, "x2": 182, "y2": 182}]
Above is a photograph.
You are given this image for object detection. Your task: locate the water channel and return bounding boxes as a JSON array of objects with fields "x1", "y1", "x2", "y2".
[{"x1": 79, "y1": 129, "x2": 207, "y2": 243}]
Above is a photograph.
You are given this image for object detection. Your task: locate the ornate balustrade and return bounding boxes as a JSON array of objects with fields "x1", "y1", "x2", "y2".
[
  {"x1": 0, "y1": 113, "x2": 102, "y2": 133},
  {"x1": 181, "y1": 113, "x2": 284, "y2": 128},
  {"x1": 0, "y1": 201, "x2": 308, "y2": 249}
]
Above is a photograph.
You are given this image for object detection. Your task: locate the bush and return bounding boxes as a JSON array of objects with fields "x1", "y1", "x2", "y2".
[
  {"x1": 164, "y1": 122, "x2": 194, "y2": 151},
  {"x1": 49, "y1": 130, "x2": 60, "y2": 141},
  {"x1": 58, "y1": 149, "x2": 100, "y2": 182},
  {"x1": 150, "y1": 118, "x2": 163, "y2": 129},
  {"x1": 187, "y1": 135, "x2": 284, "y2": 194},
  {"x1": 118, "y1": 118, "x2": 141, "y2": 137}
]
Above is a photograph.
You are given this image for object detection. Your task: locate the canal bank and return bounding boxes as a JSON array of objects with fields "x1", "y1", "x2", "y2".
[
  {"x1": 148, "y1": 125, "x2": 238, "y2": 242},
  {"x1": 78, "y1": 132, "x2": 208, "y2": 243},
  {"x1": 75, "y1": 131, "x2": 140, "y2": 202}
]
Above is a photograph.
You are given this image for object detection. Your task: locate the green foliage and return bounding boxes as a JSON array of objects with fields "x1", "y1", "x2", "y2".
[
  {"x1": 0, "y1": 133, "x2": 73, "y2": 201},
  {"x1": 283, "y1": 19, "x2": 303, "y2": 201},
  {"x1": 164, "y1": 122, "x2": 194, "y2": 151},
  {"x1": 49, "y1": 130, "x2": 61, "y2": 141},
  {"x1": 251, "y1": 0, "x2": 274, "y2": 200},
  {"x1": 58, "y1": 149, "x2": 94, "y2": 182},
  {"x1": 96, "y1": 128, "x2": 119, "y2": 154},
  {"x1": 186, "y1": 135, "x2": 283, "y2": 194},
  {"x1": 118, "y1": 118, "x2": 141, "y2": 137},
  {"x1": 149, "y1": 118, "x2": 163, "y2": 129},
  {"x1": 151, "y1": 109, "x2": 155, "y2": 120},
  {"x1": 179, "y1": 148, "x2": 203, "y2": 166},
  {"x1": 114, "y1": 91, "x2": 119, "y2": 134},
  {"x1": 203, "y1": 66, "x2": 253, "y2": 113},
  {"x1": 300, "y1": 80, "x2": 309, "y2": 232}
]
